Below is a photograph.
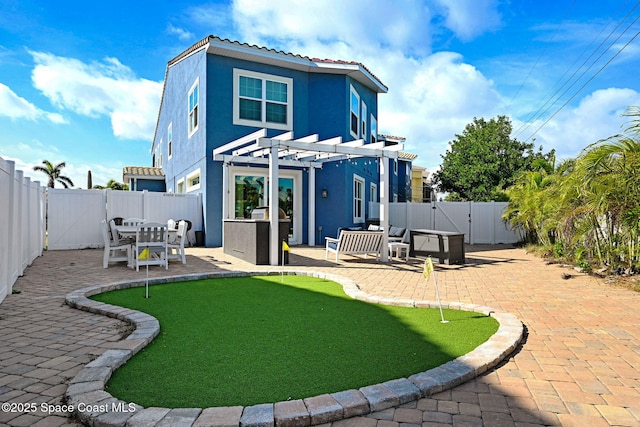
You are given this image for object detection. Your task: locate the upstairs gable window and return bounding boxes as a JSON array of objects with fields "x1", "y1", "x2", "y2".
[
  {"x1": 188, "y1": 79, "x2": 199, "y2": 136},
  {"x1": 234, "y1": 69, "x2": 292, "y2": 130}
]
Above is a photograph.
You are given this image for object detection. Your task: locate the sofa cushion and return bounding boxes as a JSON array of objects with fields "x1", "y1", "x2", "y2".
[{"x1": 389, "y1": 226, "x2": 406, "y2": 238}]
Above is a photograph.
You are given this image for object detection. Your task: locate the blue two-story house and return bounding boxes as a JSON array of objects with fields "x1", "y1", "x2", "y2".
[{"x1": 151, "y1": 35, "x2": 414, "y2": 247}]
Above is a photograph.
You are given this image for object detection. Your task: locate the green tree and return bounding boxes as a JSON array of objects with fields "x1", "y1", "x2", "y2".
[
  {"x1": 33, "y1": 160, "x2": 74, "y2": 188},
  {"x1": 433, "y1": 116, "x2": 553, "y2": 201},
  {"x1": 93, "y1": 179, "x2": 129, "y2": 190}
]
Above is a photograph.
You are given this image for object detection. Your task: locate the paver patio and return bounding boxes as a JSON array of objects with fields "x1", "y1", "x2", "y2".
[{"x1": 0, "y1": 245, "x2": 639, "y2": 426}]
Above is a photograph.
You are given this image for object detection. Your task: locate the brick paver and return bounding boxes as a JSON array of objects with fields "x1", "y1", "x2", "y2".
[{"x1": 1, "y1": 245, "x2": 639, "y2": 426}]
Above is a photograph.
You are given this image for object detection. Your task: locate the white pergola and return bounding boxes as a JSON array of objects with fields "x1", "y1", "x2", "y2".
[{"x1": 213, "y1": 129, "x2": 404, "y2": 265}]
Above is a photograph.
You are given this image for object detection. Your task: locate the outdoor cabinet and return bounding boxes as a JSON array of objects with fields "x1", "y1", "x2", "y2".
[
  {"x1": 223, "y1": 219, "x2": 290, "y2": 265},
  {"x1": 409, "y1": 229, "x2": 465, "y2": 265}
]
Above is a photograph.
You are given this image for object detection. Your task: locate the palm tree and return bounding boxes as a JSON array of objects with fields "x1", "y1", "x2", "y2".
[
  {"x1": 33, "y1": 160, "x2": 74, "y2": 188},
  {"x1": 573, "y1": 122, "x2": 640, "y2": 268},
  {"x1": 93, "y1": 179, "x2": 129, "y2": 190}
]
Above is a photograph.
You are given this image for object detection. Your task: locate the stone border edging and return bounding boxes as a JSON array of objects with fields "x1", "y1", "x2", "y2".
[{"x1": 64, "y1": 270, "x2": 524, "y2": 427}]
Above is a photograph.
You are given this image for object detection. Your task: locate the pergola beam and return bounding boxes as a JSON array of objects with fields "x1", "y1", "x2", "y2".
[
  {"x1": 257, "y1": 138, "x2": 400, "y2": 159},
  {"x1": 212, "y1": 128, "x2": 267, "y2": 158}
]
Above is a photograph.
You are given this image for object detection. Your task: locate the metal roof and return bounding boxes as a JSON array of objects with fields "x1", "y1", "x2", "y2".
[{"x1": 169, "y1": 35, "x2": 388, "y2": 93}]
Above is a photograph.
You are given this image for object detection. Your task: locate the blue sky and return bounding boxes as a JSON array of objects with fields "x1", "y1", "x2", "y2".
[{"x1": 1, "y1": 0, "x2": 639, "y2": 188}]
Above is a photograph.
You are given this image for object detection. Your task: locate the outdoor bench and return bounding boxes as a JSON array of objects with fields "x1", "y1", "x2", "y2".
[{"x1": 325, "y1": 230, "x2": 384, "y2": 263}]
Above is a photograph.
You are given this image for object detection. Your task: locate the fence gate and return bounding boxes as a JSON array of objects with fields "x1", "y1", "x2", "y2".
[
  {"x1": 369, "y1": 201, "x2": 520, "y2": 244},
  {"x1": 433, "y1": 202, "x2": 470, "y2": 239}
]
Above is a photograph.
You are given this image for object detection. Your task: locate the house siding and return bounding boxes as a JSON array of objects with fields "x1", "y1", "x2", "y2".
[
  {"x1": 155, "y1": 49, "x2": 208, "y2": 193},
  {"x1": 151, "y1": 39, "x2": 408, "y2": 248}
]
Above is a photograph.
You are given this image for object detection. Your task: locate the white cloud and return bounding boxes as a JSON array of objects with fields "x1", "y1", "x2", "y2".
[
  {"x1": 167, "y1": 23, "x2": 194, "y2": 41},
  {"x1": 232, "y1": 0, "x2": 433, "y2": 56},
  {"x1": 29, "y1": 51, "x2": 162, "y2": 141},
  {"x1": 0, "y1": 82, "x2": 66, "y2": 123},
  {"x1": 434, "y1": 0, "x2": 502, "y2": 41},
  {"x1": 371, "y1": 51, "x2": 502, "y2": 171},
  {"x1": 517, "y1": 87, "x2": 640, "y2": 161}
]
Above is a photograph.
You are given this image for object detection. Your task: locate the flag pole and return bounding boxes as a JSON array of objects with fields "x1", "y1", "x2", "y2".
[
  {"x1": 424, "y1": 257, "x2": 448, "y2": 323},
  {"x1": 432, "y1": 268, "x2": 447, "y2": 323},
  {"x1": 281, "y1": 240, "x2": 290, "y2": 282},
  {"x1": 145, "y1": 264, "x2": 149, "y2": 298}
]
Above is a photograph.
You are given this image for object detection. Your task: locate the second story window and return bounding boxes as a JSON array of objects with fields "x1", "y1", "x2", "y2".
[
  {"x1": 233, "y1": 69, "x2": 293, "y2": 130},
  {"x1": 188, "y1": 79, "x2": 199, "y2": 136},
  {"x1": 361, "y1": 102, "x2": 367, "y2": 142},
  {"x1": 370, "y1": 115, "x2": 377, "y2": 144},
  {"x1": 350, "y1": 86, "x2": 360, "y2": 139}
]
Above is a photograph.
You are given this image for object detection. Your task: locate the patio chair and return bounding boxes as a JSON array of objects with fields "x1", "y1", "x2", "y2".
[
  {"x1": 167, "y1": 219, "x2": 180, "y2": 244},
  {"x1": 110, "y1": 217, "x2": 124, "y2": 226},
  {"x1": 388, "y1": 226, "x2": 409, "y2": 243},
  {"x1": 101, "y1": 220, "x2": 131, "y2": 268},
  {"x1": 134, "y1": 222, "x2": 168, "y2": 271},
  {"x1": 178, "y1": 219, "x2": 193, "y2": 246},
  {"x1": 109, "y1": 219, "x2": 134, "y2": 245},
  {"x1": 167, "y1": 220, "x2": 187, "y2": 264},
  {"x1": 368, "y1": 224, "x2": 409, "y2": 242}
]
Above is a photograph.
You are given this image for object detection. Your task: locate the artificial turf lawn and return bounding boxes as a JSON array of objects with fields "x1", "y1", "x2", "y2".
[{"x1": 91, "y1": 275, "x2": 499, "y2": 407}]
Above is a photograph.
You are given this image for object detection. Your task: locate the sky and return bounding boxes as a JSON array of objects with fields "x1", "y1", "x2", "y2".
[{"x1": 1, "y1": 0, "x2": 639, "y2": 189}]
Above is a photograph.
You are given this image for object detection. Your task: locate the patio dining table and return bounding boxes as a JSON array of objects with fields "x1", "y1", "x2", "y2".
[{"x1": 114, "y1": 224, "x2": 177, "y2": 241}]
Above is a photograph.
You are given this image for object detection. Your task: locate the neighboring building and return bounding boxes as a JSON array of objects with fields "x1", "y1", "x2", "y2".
[
  {"x1": 122, "y1": 166, "x2": 166, "y2": 192},
  {"x1": 411, "y1": 165, "x2": 434, "y2": 203},
  {"x1": 149, "y1": 35, "x2": 415, "y2": 246}
]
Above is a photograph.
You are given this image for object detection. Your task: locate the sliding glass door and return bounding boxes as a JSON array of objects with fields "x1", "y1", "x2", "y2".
[{"x1": 230, "y1": 167, "x2": 302, "y2": 244}]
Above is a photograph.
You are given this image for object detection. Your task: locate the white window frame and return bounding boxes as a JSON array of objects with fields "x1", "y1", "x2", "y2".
[
  {"x1": 188, "y1": 79, "x2": 199, "y2": 137},
  {"x1": 361, "y1": 102, "x2": 367, "y2": 143},
  {"x1": 177, "y1": 178, "x2": 185, "y2": 194},
  {"x1": 233, "y1": 69, "x2": 293, "y2": 131},
  {"x1": 370, "y1": 183, "x2": 378, "y2": 203},
  {"x1": 353, "y1": 174, "x2": 365, "y2": 223},
  {"x1": 370, "y1": 114, "x2": 377, "y2": 144},
  {"x1": 186, "y1": 168, "x2": 201, "y2": 192},
  {"x1": 168, "y1": 123, "x2": 173, "y2": 159},
  {"x1": 349, "y1": 85, "x2": 360, "y2": 139}
]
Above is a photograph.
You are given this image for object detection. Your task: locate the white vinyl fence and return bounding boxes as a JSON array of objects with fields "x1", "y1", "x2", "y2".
[
  {"x1": 0, "y1": 156, "x2": 204, "y2": 304},
  {"x1": 47, "y1": 189, "x2": 203, "y2": 250},
  {"x1": 370, "y1": 201, "x2": 522, "y2": 244},
  {"x1": 0, "y1": 157, "x2": 46, "y2": 304}
]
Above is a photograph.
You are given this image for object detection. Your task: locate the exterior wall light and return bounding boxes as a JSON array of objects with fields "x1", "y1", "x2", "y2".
[{"x1": 321, "y1": 188, "x2": 328, "y2": 198}]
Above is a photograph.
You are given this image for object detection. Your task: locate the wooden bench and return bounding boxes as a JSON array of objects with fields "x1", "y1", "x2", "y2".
[{"x1": 325, "y1": 230, "x2": 384, "y2": 263}]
